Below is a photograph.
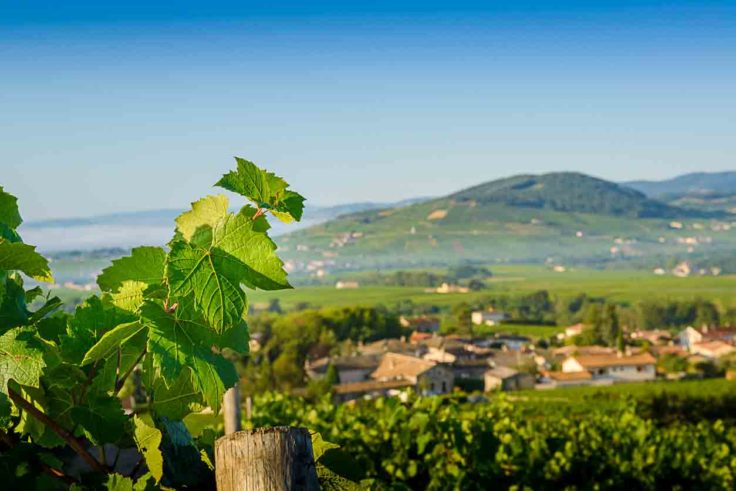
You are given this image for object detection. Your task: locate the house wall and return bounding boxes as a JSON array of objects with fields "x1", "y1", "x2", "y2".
[
  {"x1": 485, "y1": 374, "x2": 535, "y2": 392},
  {"x1": 503, "y1": 374, "x2": 535, "y2": 391},
  {"x1": 485, "y1": 375, "x2": 503, "y2": 392},
  {"x1": 338, "y1": 368, "x2": 374, "y2": 384},
  {"x1": 679, "y1": 327, "x2": 702, "y2": 350},
  {"x1": 590, "y1": 364, "x2": 656, "y2": 382},
  {"x1": 562, "y1": 358, "x2": 585, "y2": 373},
  {"x1": 418, "y1": 366, "x2": 454, "y2": 395}
]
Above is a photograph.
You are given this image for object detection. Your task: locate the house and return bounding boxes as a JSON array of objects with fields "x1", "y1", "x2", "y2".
[
  {"x1": 562, "y1": 352, "x2": 657, "y2": 382},
  {"x1": 305, "y1": 355, "x2": 382, "y2": 384},
  {"x1": 563, "y1": 323, "x2": 585, "y2": 338},
  {"x1": 335, "y1": 281, "x2": 360, "y2": 289},
  {"x1": 493, "y1": 335, "x2": 531, "y2": 351},
  {"x1": 484, "y1": 367, "x2": 535, "y2": 392},
  {"x1": 630, "y1": 329, "x2": 672, "y2": 345},
  {"x1": 409, "y1": 331, "x2": 434, "y2": 344},
  {"x1": 434, "y1": 283, "x2": 469, "y2": 294},
  {"x1": 371, "y1": 352, "x2": 454, "y2": 395},
  {"x1": 453, "y1": 358, "x2": 493, "y2": 381},
  {"x1": 359, "y1": 338, "x2": 426, "y2": 357},
  {"x1": 691, "y1": 341, "x2": 736, "y2": 359},
  {"x1": 552, "y1": 345, "x2": 615, "y2": 359},
  {"x1": 679, "y1": 326, "x2": 736, "y2": 350},
  {"x1": 400, "y1": 316, "x2": 440, "y2": 333},
  {"x1": 471, "y1": 309, "x2": 509, "y2": 326},
  {"x1": 422, "y1": 337, "x2": 471, "y2": 363}
]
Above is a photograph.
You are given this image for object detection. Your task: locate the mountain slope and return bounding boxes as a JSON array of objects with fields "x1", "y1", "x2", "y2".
[
  {"x1": 449, "y1": 172, "x2": 684, "y2": 218},
  {"x1": 625, "y1": 172, "x2": 736, "y2": 198},
  {"x1": 279, "y1": 172, "x2": 735, "y2": 273}
]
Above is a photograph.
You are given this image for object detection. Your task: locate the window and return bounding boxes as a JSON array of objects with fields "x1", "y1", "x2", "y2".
[
  {"x1": 442, "y1": 381, "x2": 447, "y2": 392},
  {"x1": 430, "y1": 383, "x2": 436, "y2": 392}
]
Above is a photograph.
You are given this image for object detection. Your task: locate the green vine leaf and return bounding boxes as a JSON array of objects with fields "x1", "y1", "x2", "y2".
[
  {"x1": 0, "y1": 186, "x2": 22, "y2": 230},
  {"x1": 175, "y1": 194, "x2": 230, "y2": 242},
  {"x1": 81, "y1": 321, "x2": 145, "y2": 366},
  {"x1": 110, "y1": 281, "x2": 147, "y2": 313},
  {"x1": 216, "y1": 157, "x2": 305, "y2": 223},
  {"x1": 0, "y1": 328, "x2": 46, "y2": 394},
  {"x1": 143, "y1": 302, "x2": 237, "y2": 413},
  {"x1": 133, "y1": 415, "x2": 164, "y2": 482},
  {"x1": 97, "y1": 246, "x2": 166, "y2": 293},
  {"x1": 0, "y1": 274, "x2": 30, "y2": 332},
  {"x1": 167, "y1": 210, "x2": 289, "y2": 332},
  {"x1": 60, "y1": 296, "x2": 136, "y2": 364},
  {"x1": 0, "y1": 241, "x2": 53, "y2": 282},
  {"x1": 150, "y1": 368, "x2": 202, "y2": 420},
  {"x1": 70, "y1": 393, "x2": 128, "y2": 445}
]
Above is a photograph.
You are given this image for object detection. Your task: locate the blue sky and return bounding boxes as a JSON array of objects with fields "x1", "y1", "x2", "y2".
[{"x1": 2, "y1": 1, "x2": 735, "y2": 220}]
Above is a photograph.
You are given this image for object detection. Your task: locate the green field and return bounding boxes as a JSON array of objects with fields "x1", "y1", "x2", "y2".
[{"x1": 251, "y1": 264, "x2": 736, "y2": 310}]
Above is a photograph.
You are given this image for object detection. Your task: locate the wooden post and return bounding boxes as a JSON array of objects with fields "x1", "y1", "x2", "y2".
[
  {"x1": 223, "y1": 385, "x2": 241, "y2": 435},
  {"x1": 215, "y1": 427, "x2": 319, "y2": 491}
]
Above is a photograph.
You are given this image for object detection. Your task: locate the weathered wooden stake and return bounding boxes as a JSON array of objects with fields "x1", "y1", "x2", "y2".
[
  {"x1": 223, "y1": 385, "x2": 242, "y2": 435},
  {"x1": 215, "y1": 427, "x2": 319, "y2": 491}
]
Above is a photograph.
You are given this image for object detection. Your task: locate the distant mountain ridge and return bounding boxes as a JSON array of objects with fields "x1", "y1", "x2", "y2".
[{"x1": 625, "y1": 171, "x2": 736, "y2": 199}]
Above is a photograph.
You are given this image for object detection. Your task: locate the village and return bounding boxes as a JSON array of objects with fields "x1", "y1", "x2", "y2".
[{"x1": 297, "y1": 309, "x2": 736, "y2": 402}]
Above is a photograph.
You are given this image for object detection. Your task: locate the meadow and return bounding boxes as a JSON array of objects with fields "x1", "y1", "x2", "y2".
[{"x1": 249, "y1": 264, "x2": 736, "y2": 311}]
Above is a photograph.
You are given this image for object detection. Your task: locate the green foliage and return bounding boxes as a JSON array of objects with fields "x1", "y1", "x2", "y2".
[
  {"x1": 253, "y1": 388, "x2": 736, "y2": 490},
  {"x1": 0, "y1": 159, "x2": 300, "y2": 488},
  {"x1": 216, "y1": 157, "x2": 306, "y2": 223}
]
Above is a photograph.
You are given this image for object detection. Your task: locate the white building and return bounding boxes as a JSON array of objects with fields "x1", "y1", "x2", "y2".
[
  {"x1": 471, "y1": 310, "x2": 509, "y2": 326},
  {"x1": 562, "y1": 353, "x2": 657, "y2": 382}
]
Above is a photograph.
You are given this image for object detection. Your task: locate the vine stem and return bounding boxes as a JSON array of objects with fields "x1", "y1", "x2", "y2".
[
  {"x1": 7, "y1": 386, "x2": 108, "y2": 474},
  {"x1": 114, "y1": 348, "x2": 147, "y2": 396}
]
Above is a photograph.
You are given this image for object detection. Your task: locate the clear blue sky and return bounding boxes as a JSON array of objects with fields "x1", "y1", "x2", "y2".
[{"x1": 2, "y1": 1, "x2": 734, "y2": 220}]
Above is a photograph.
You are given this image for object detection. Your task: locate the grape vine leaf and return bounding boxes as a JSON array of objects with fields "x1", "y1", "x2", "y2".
[
  {"x1": 110, "y1": 281, "x2": 147, "y2": 313},
  {"x1": 133, "y1": 416, "x2": 164, "y2": 482},
  {"x1": 175, "y1": 195, "x2": 229, "y2": 242},
  {"x1": 97, "y1": 247, "x2": 166, "y2": 292},
  {"x1": 0, "y1": 186, "x2": 22, "y2": 230},
  {"x1": 0, "y1": 241, "x2": 53, "y2": 282},
  {"x1": 219, "y1": 320, "x2": 249, "y2": 355},
  {"x1": 0, "y1": 274, "x2": 29, "y2": 332},
  {"x1": 150, "y1": 368, "x2": 202, "y2": 420},
  {"x1": 143, "y1": 302, "x2": 237, "y2": 412},
  {"x1": 70, "y1": 393, "x2": 128, "y2": 445},
  {"x1": 167, "y1": 210, "x2": 289, "y2": 332},
  {"x1": 215, "y1": 157, "x2": 305, "y2": 223},
  {"x1": 90, "y1": 328, "x2": 147, "y2": 395},
  {"x1": 81, "y1": 321, "x2": 145, "y2": 366},
  {"x1": 60, "y1": 296, "x2": 136, "y2": 364},
  {"x1": 0, "y1": 328, "x2": 46, "y2": 394}
]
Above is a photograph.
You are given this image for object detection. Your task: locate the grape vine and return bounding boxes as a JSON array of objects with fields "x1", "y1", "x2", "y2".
[{"x1": 0, "y1": 158, "x2": 304, "y2": 489}]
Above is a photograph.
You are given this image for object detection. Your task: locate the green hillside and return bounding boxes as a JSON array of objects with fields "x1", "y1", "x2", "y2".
[
  {"x1": 449, "y1": 172, "x2": 685, "y2": 218},
  {"x1": 278, "y1": 172, "x2": 736, "y2": 273}
]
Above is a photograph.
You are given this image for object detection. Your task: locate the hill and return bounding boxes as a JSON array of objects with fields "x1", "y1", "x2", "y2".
[
  {"x1": 449, "y1": 172, "x2": 684, "y2": 218},
  {"x1": 625, "y1": 171, "x2": 736, "y2": 213},
  {"x1": 278, "y1": 172, "x2": 736, "y2": 274},
  {"x1": 625, "y1": 171, "x2": 736, "y2": 198}
]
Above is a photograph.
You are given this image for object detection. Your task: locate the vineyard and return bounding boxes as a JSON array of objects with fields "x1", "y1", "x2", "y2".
[
  {"x1": 2, "y1": 161, "x2": 736, "y2": 490},
  {"x1": 248, "y1": 391, "x2": 736, "y2": 490}
]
